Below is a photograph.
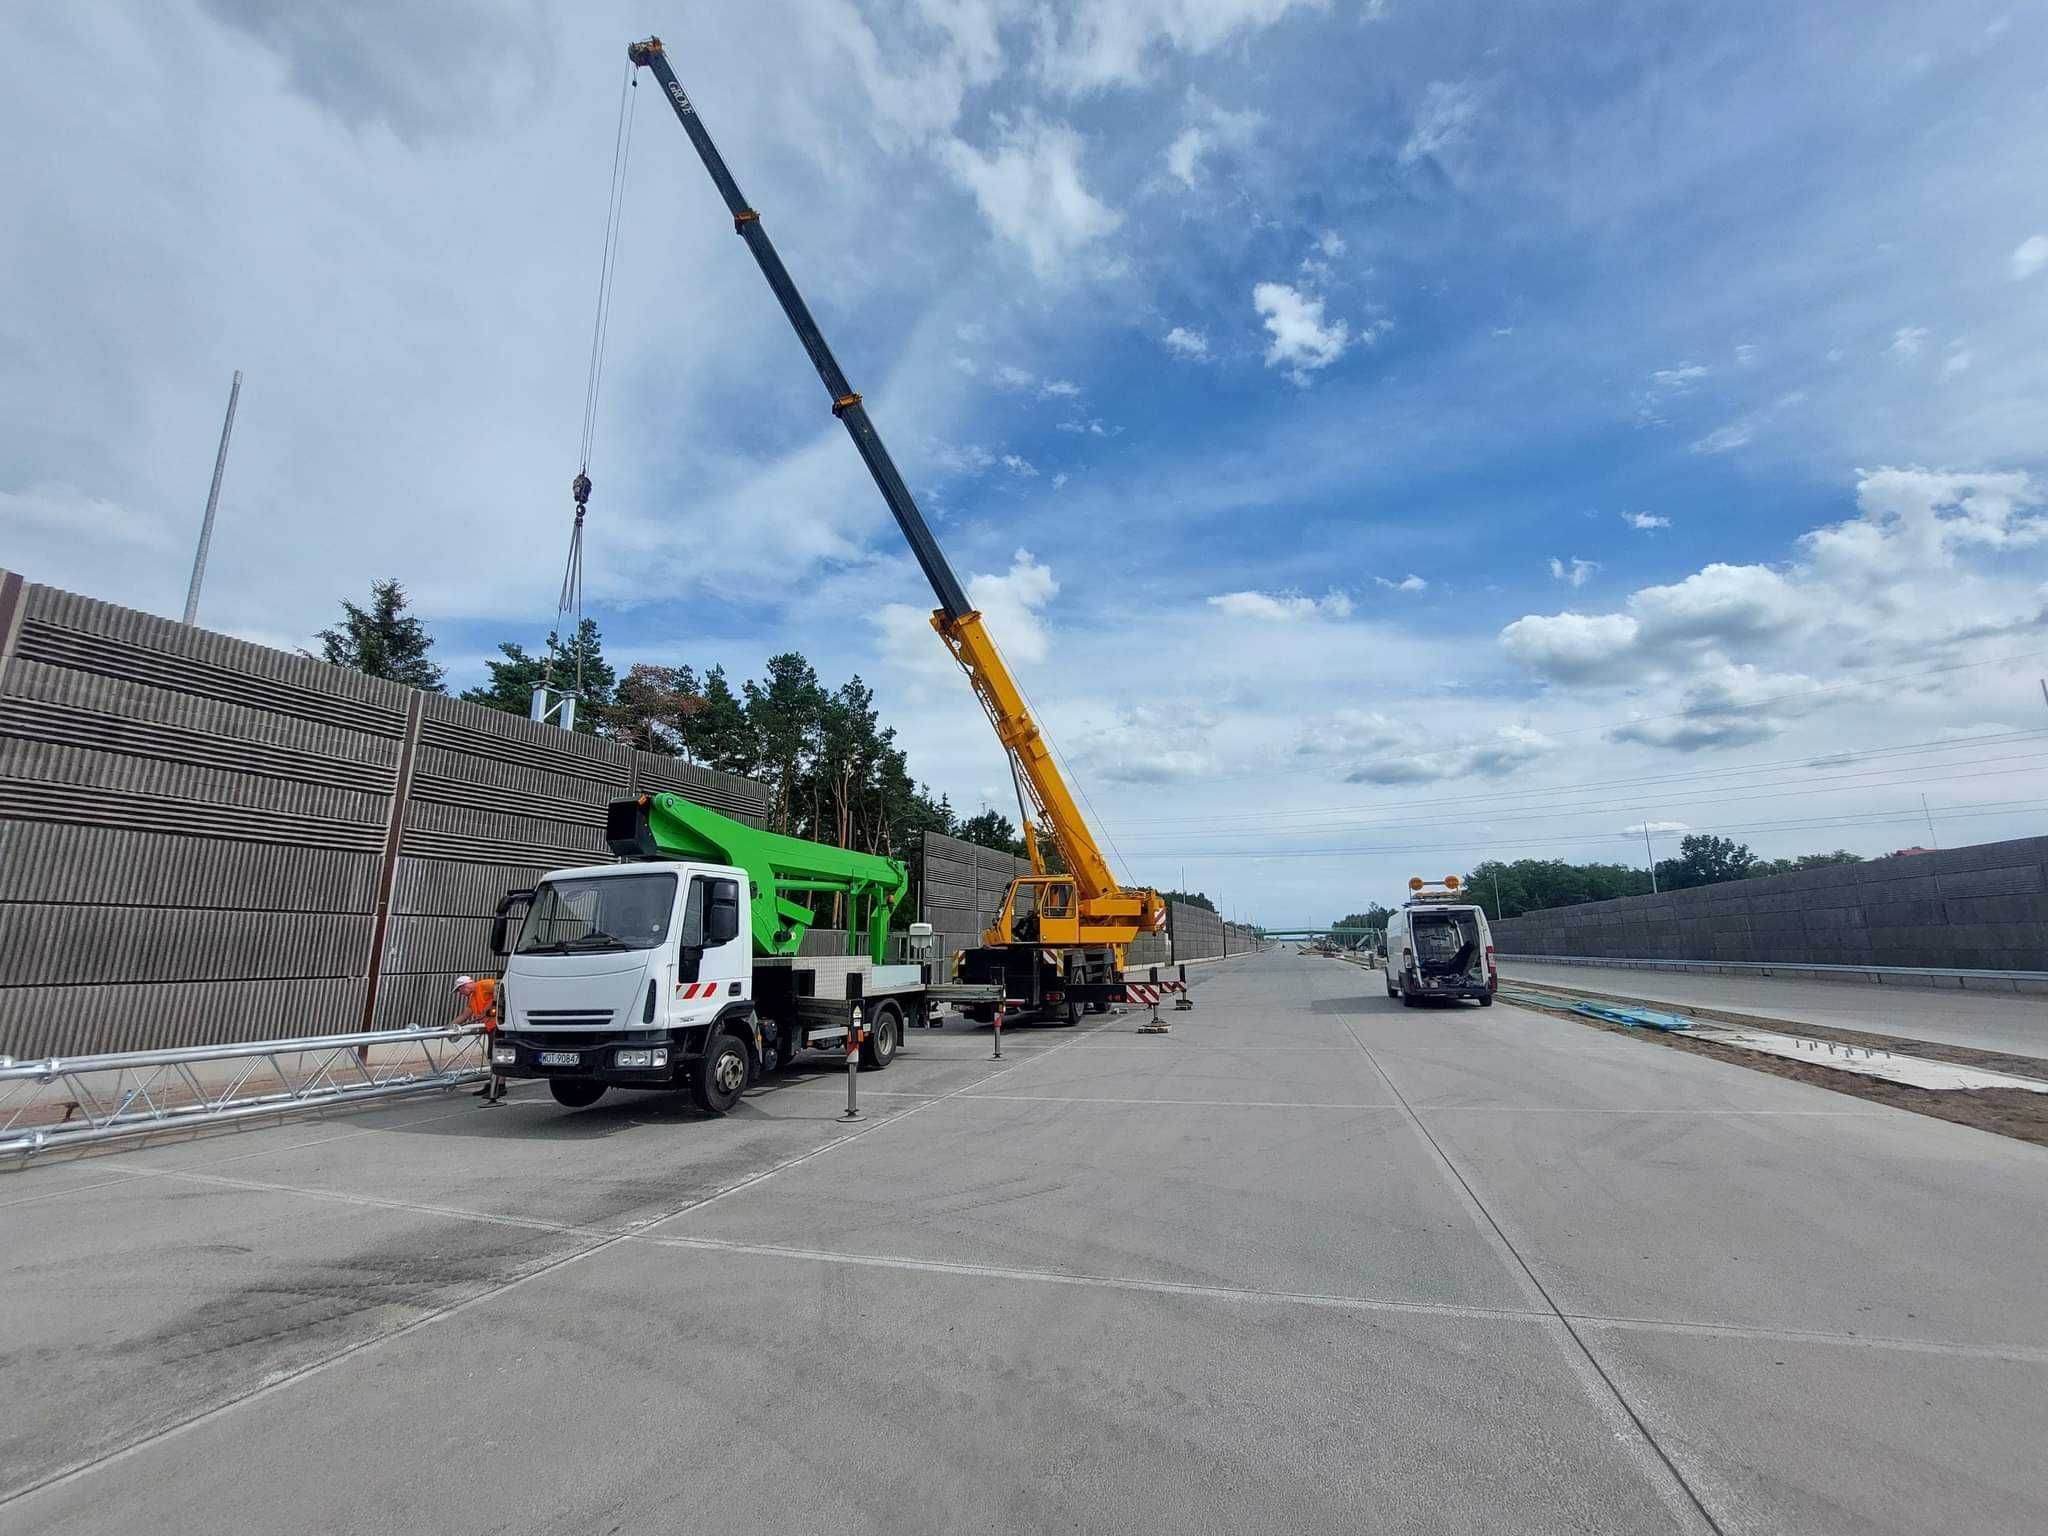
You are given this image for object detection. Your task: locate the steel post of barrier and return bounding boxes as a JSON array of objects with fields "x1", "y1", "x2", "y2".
[
  {"x1": 843, "y1": 973, "x2": 863, "y2": 1121},
  {"x1": 992, "y1": 997, "x2": 1003, "y2": 1060}
]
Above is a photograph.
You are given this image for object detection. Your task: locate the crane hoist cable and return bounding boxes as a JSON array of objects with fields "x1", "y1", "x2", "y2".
[{"x1": 548, "y1": 62, "x2": 639, "y2": 702}]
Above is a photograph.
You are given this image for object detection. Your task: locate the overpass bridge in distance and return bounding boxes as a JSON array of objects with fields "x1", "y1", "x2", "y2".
[{"x1": 1255, "y1": 927, "x2": 1382, "y2": 943}]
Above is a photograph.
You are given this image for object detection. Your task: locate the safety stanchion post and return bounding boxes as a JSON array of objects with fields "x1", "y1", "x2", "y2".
[
  {"x1": 992, "y1": 997, "x2": 1004, "y2": 1060},
  {"x1": 843, "y1": 974, "x2": 863, "y2": 1121}
]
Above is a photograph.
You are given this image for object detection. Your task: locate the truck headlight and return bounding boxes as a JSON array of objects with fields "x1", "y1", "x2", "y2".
[
  {"x1": 614, "y1": 1048, "x2": 669, "y2": 1069},
  {"x1": 491, "y1": 1045, "x2": 517, "y2": 1065}
]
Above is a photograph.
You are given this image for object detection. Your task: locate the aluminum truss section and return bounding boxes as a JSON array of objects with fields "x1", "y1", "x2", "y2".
[{"x1": 1, "y1": 1025, "x2": 490, "y2": 1161}]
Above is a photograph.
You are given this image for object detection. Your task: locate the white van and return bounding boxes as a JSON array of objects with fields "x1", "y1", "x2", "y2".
[{"x1": 1384, "y1": 882, "x2": 1496, "y2": 1006}]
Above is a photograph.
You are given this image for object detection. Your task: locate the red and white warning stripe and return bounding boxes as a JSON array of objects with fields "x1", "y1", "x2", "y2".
[
  {"x1": 1123, "y1": 980, "x2": 1187, "y2": 1005},
  {"x1": 675, "y1": 980, "x2": 724, "y2": 999}
]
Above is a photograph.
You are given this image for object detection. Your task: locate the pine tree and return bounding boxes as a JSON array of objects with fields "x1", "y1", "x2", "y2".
[
  {"x1": 459, "y1": 642, "x2": 548, "y2": 716},
  {"x1": 317, "y1": 579, "x2": 445, "y2": 692},
  {"x1": 457, "y1": 618, "x2": 614, "y2": 735}
]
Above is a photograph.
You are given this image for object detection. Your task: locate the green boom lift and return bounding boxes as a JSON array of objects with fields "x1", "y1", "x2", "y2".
[{"x1": 606, "y1": 792, "x2": 907, "y2": 963}]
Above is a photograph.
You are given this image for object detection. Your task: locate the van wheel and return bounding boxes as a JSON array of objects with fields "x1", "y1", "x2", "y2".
[
  {"x1": 1477, "y1": 992, "x2": 1494, "y2": 1007},
  {"x1": 689, "y1": 1031, "x2": 751, "y2": 1114},
  {"x1": 1385, "y1": 978, "x2": 1398, "y2": 998},
  {"x1": 549, "y1": 1080, "x2": 606, "y2": 1108},
  {"x1": 860, "y1": 1002, "x2": 901, "y2": 1069},
  {"x1": 1400, "y1": 992, "x2": 1421, "y2": 1008}
]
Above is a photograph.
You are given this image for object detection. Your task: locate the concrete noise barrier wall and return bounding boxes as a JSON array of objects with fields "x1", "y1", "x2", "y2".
[
  {"x1": 1489, "y1": 836, "x2": 2048, "y2": 972},
  {"x1": 0, "y1": 571, "x2": 768, "y2": 1059}
]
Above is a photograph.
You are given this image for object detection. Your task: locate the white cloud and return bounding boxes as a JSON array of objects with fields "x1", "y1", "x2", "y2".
[
  {"x1": 942, "y1": 117, "x2": 1121, "y2": 277},
  {"x1": 1039, "y1": 378, "x2": 1081, "y2": 399},
  {"x1": 1051, "y1": 471, "x2": 1069, "y2": 490},
  {"x1": 998, "y1": 453, "x2": 1038, "y2": 477},
  {"x1": 1399, "y1": 79, "x2": 1482, "y2": 168},
  {"x1": 1622, "y1": 511, "x2": 1671, "y2": 530},
  {"x1": 1208, "y1": 588, "x2": 1354, "y2": 622},
  {"x1": 954, "y1": 322, "x2": 987, "y2": 344},
  {"x1": 1252, "y1": 282, "x2": 1350, "y2": 383},
  {"x1": 1056, "y1": 416, "x2": 1114, "y2": 435},
  {"x1": 991, "y1": 363, "x2": 1036, "y2": 389},
  {"x1": 2011, "y1": 234, "x2": 2048, "y2": 281},
  {"x1": 0, "y1": 482, "x2": 176, "y2": 551},
  {"x1": 1887, "y1": 325, "x2": 1929, "y2": 358},
  {"x1": 1647, "y1": 365, "x2": 1709, "y2": 395},
  {"x1": 1943, "y1": 346, "x2": 1973, "y2": 376},
  {"x1": 1162, "y1": 94, "x2": 1264, "y2": 189},
  {"x1": 1162, "y1": 325, "x2": 1210, "y2": 360},
  {"x1": 1623, "y1": 820, "x2": 1690, "y2": 837},
  {"x1": 1691, "y1": 418, "x2": 1755, "y2": 454},
  {"x1": 877, "y1": 547, "x2": 1058, "y2": 676},
  {"x1": 1315, "y1": 229, "x2": 1346, "y2": 258},
  {"x1": 1734, "y1": 343, "x2": 1758, "y2": 366},
  {"x1": 1372, "y1": 574, "x2": 1427, "y2": 592},
  {"x1": 1322, "y1": 718, "x2": 1558, "y2": 784},
  {"x1": 1501, "y1": 469, "x2": 2048, "y2": 744},
  {"x1": 1497, "y1": 611, "x2": 1642, "y2": 683},
  {"x1": 1548, "y1": 556, "x2": 1599, "y2": 588},
  {"x1": 1042, "y1": 1, "x2": 1328, "y2": 91}
]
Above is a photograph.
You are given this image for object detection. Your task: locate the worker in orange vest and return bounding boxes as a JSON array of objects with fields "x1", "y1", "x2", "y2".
[{"x1": 455, "y1": 975, "x2": 504, "y2": 1102}]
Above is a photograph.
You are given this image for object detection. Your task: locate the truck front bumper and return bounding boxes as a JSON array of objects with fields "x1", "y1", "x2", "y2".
[{"x1": 490, "y1": 1029, "x2": 709, "y2": 1086}]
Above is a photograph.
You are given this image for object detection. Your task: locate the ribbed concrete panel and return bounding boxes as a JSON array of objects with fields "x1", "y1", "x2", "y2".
[
  {"x1": 380, "y1": 914, "x2": 499, "y2": 978},
  {"x1": 0, "y1": 906, "x2": 374, "y2": 988},
  {"x1": 1493, "y1": 835, "x2": 2048, "y2": 970},
  {"x1": 632, "y1": 753, "x2": 770, "y2": 824},
  {"x1": 0, "y1": 735, "x2": 389, "y2": 826},
  {"x1": 0, "y1": 821, "x2": 377, "y2": 912},
  {"x1": 3, "y1": 657, "x2": 397, "y2": 776},
  {"x1": 13, "y1": 619, "x2": 404, "y2": 736},
  {"x1": 372, "y1": 970, "x2": 486, "y2": 1031},
  {"x1": 0, "y1": 977, "x2": 368, "y2": 1060},
  {"x1": 390, "y1": 857, "x2": 555, "y2": 917}
]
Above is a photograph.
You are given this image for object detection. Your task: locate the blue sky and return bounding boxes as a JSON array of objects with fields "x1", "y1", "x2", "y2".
[{"x1": 5, "y1": 1, "x2": 2047, "y2": 924}]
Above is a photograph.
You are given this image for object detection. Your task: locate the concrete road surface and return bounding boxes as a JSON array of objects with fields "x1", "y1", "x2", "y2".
[
  {"x1": 1505, "y1": 958, "x2": 2048, "y2": 1058},
  {"x1": 3, "y1": 950, "x2": 2044, "y2": 1535}
]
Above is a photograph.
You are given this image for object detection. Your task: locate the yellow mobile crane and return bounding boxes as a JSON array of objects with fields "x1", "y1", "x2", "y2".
[{"x1": 628, "y1": 37, "x2": 1167, "y2": 1018}]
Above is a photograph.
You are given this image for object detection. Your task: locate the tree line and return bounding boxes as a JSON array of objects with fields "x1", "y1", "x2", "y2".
[
  {"x1": 1331, "y1": 835, "x2": 1870, "y2": 928},
  {"x1": 313, "y1": 578, "x2": 1022, "y2": 870}
]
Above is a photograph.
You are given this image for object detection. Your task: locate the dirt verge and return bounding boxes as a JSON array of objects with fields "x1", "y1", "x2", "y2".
[{"x1": 1499, "y1": 982, "x2": 2048, "y2": 1149}]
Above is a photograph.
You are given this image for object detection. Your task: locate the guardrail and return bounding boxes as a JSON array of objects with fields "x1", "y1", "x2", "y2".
[
  {"x1": 1, "y1": 1024, "x2": 489, "y2": 1162},
  {"x1": 1498, "y1": 954, "x2": 2048, "y2": 994}
]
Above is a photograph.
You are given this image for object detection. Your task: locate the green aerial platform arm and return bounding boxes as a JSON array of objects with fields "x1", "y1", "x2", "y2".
[{"x1": 606, "y1": 794, "x2": 907, "y2": 962}]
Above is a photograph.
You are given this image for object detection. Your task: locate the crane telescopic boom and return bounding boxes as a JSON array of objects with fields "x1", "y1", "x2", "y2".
[{"x1": 628, "y1": 36, "x2": 1161, "y2": 944}]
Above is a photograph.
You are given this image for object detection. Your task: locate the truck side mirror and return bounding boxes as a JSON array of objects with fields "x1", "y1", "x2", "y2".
[
  {"x1": 705, "y1": 879, "x2": 741, "y2": 947},
  {"x1": 490, "y1": 889, "x2": 534, "y2": 956}
]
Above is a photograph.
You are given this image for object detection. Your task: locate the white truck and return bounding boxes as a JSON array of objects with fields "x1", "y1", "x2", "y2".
[
  {"x1": 485, "y1": 793, "x2": 994, "y2": 1113},
  {"x1": 1383, "y1": 878, "x2": 1498, "y2": 1007}
]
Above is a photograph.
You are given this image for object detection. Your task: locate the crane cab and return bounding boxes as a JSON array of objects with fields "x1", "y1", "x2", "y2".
[{"x1": 990, "y1": 877, "x2": 1080, "y2": 947}]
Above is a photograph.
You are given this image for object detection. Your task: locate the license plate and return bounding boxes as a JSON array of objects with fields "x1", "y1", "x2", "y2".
[{"x1": 538, "y1": 1051, "x2": 580, "y2": 1066}]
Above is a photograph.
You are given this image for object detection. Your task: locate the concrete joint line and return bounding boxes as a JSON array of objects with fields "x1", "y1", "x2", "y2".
[
  {"x1": 0, "y1": 1020, "x2": 1107, "y2": 1513},
  {"x1": 59, "y1": 1157, "x2": 2046, "y2": 1368},
  {"x1": 1340, "y1": 1017, "x2": 1727, "y2": 1536}
]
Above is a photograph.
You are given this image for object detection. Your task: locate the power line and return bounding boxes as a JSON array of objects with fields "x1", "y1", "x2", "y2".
[
  {"x1": 1105, "y1": 728, "x2": 2048, "y2": 832},
  {"x1": 1108, "y1": 750, "x2": 2048, "y2": 842},
  {"x1": 1125, "y1": 796, "x2": 2048, "y2": 862},
  {"x1": 1188, "y1": 648, "x2": 2048, "y2": 786}
]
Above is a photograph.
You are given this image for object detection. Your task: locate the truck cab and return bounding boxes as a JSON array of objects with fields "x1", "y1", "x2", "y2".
[{"x1": 491, "y1": 860, "x2": 759, "y2": 1112}]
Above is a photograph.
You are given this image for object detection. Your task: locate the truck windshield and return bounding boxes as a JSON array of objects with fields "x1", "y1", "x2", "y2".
[{"x1": 516, "y1": 873, "x2": 677, "y2": 955}]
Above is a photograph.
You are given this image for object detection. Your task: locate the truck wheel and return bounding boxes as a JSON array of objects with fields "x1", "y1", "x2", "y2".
[
  {"x1": 689, "y1": 1031, "x2": 751, "y2": 1115},
  {"x1": 548, "y1": 1080, "x2": 606, "y2": 1108},
  {"x1": 860, "y1": 1002, "x2": 901, "y2": 1069},
  {"x1": 1477, "y1": 992, "x2": 1494, "y2": 1007},
  {"x1": 1400, "y1": 991, "x2": 1420, "y2": 1008},
  {"x1": 1054, "y1": 998, "x2": 1081, "y2": 1027}
]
